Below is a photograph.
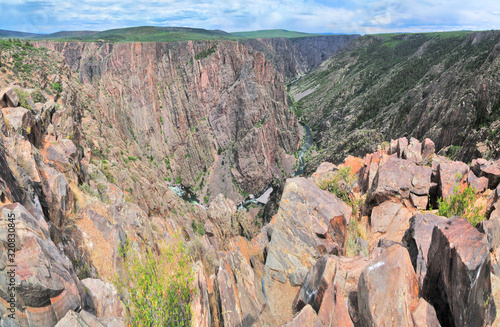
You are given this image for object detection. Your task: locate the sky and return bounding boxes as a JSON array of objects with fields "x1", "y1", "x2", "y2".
[{"x1": 2, "y1": 0, "x2": 500, "y2": 35}]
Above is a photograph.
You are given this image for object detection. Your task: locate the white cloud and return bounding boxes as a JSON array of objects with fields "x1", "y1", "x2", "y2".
[{"x1": 2, "y1": 0, "x2": 500, "y2": 34}]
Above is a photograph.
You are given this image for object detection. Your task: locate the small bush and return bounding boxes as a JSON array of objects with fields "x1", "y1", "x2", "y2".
[
  {"x1": 31, "y1": 90, "x2": 46, "y2": 103},
  {"x1": 318, "y1": 166, "x2": 356, "y2": 204},
  {"x1": 438, "y1": 185, "x2": 485, "y2": 226},
  {"x1": 115, "y1": 238, "x2": 193, "y2": 327},
  {"x1": 52, "y1": 82, "x2": 63, "y2": 93},
  {"x1": 194, "y1": 46, "x2": 217, "y2": 60},
  {"x1": 128, "y1": 156, "x2": 137, "y2": 161}
]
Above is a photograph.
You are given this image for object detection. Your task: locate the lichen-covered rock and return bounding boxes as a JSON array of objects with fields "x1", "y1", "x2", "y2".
[
  {"x1": 422, "y1": 218, "x2": 494, "y2": 327},
  {"x1": 191, "y1": 262, "x2": 211, "y2": 327},
  {"x1": 421, "y1": 138, "x2": 435, "y2": 163},
  {"x1": 402, "y1": 137, "x2": 423, "y2": 164}
]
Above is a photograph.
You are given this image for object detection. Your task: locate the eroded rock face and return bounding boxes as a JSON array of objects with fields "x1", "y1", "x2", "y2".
[
  {"x1": 0, "y1": 203, "x2": 81, "y2": 327},
  {"x1": 357, "y1": 245, "x2": 419, "y2": 327},
  {"x1": 422, "y1": 218, "x2": 495, "y2": 327}
]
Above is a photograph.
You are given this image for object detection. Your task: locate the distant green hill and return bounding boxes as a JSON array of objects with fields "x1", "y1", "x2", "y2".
[
  {"x1": 43, "y1": 26, "x2": 239, "y2": 42},
  {"x1": 0, "y1": 26, "x2": 326, "y2": 43},
  {"x1": 231, "y1": 29, "x2": 320, "y2": 39}
]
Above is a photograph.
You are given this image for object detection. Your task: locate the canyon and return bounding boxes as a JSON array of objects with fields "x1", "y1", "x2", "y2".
[{"x1": 0, "y1": 29, "x2": 499, "y2": 327}]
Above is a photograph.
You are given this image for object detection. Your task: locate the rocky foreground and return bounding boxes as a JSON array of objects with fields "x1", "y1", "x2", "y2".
[{"x1": 0, "y1": 42, "x2": 500, "y2": 326}]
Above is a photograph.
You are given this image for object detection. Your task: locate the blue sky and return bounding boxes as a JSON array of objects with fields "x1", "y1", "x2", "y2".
[{"x1": 2, "y1": 0, "x2": 500, "y2": 34}]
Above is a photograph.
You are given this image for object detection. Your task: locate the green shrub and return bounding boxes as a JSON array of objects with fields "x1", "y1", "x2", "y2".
[
  {"x1": 52, "y1": 82, "x2": 63, "y2": 93},
  {"x1": 115, "y1": 238, "x2": 193, "y2": 327},
  {"x1": 128, "y1": 156, "x2": 137, "y2": 161},
  {"x1": 31, "y1": 90, "x2": 46, "y2": 103},
  {"x1": 14, "y1": 88, "x2": 31, "y2": 110},
  {"x1": 318, "y1": 166, "x2": 356, "y2": 204},
  {"x1": 438, "y1": 185, "x2": 485, "y2": 226},
  {"x1": 194, "y1": 46, "x2": 217, "y2": 60}
]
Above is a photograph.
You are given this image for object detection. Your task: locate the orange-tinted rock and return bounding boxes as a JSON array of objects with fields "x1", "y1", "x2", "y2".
[
  {"x1": 410, "y1": 298, "x2": 440, "y2": 327},
  {"x1": 422, "y1": 218, "x2": 494, "y2": 327},
  {"x1": 282, "y1": 305, "x2": 316, "y2": 327},
  {"x1": 358, "y1": 245, "x2": 419, "y2": 327},
  {"x1": 217, "y1": 251, "x2": 274, "y2": 327},
  {"x1": 314, "y1": 282, "x2": 353, "y2": 327},
  {"x1": 265, "y1": 177, "x2": 352, "y2": 283},
  {"x1": 396, "y1": 137, "x2": 409, "y2": 158},
  {"x1": 370, "y1": 200, "x2": 413, "y2": 243},
  {"x1": 191, "y1": 262, "x2": 211, "y2": 327}
]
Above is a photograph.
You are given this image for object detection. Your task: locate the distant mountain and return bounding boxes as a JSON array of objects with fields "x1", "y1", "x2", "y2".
[
  {"x1": 0, "y1": 29, "x2": 42, "y2": 38},
  {"x1": 230, "y1": 29, "x2": 320, "y2": 39},
  {"x1": 0, "y1": 26, "x2": 336, "y2": 42}
]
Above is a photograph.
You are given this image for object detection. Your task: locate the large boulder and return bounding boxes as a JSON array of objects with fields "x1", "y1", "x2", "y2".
[
  {"x1": 370, "y1": 200, "x2": 413, "y2": 243},
  {"x1": 0, "y1": 203, "x2": 81, "y2": 327},
  {"x1": 314, "y1": 281, "x2": 353, "y2": 327},
  {"x1": 471, "y1": 158, "x2": 500, "y2": 190},
  {"x1": 265, "y1": 177, "x2": 352, "y2": 283},
  {"x1": 2, "y1": 107, "x2": 32, "y2": 136},
  {"x1": 410, "y1": 298, "x2": 440, "y2": 327},
  {"x1": 478, "y1": 207, "x2": 500, "y2": 275},
  {"x1": 80, "y1": 278, "x2": 125, "y2": 324},
  {"x1": 422, "y1": 218, "x2": 495, "y2": 327},
  {"x1": 281, "y1": 305, "x2": 316, "y2": 327},
  {"x1": 402, "y1": 137, "x2": 423, "y2": 164},
  {"x1": 467, "y1": 170, "x2": 488, "y2": 193},
  {"x1": 217, "y1": 251, "x2": 274, "y2": 327},
  {"x1": 436, "y1": 160, "x2": 469, "y2": 199},
  {"x1": 293, "y1": 256, "x2": 336, "y2": 313},
  {"x1": 54, "y1": 310, "x2": 104, "y2": 327},
  {"x1": 357, "y1": 245, "x2": 419, "y2": 327},
  {"x1": 402, "y1": 213, "x2": 447, "y2": 290},
  {"x1": 421, "y1": 138, "x2": 435, "y2": 163},
  {"x1": 0, "y1": 87, "x2": 19, "y2": 108},
  {"x1": 367, "y1": 156, "x2": 432, "y2": 209}
]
